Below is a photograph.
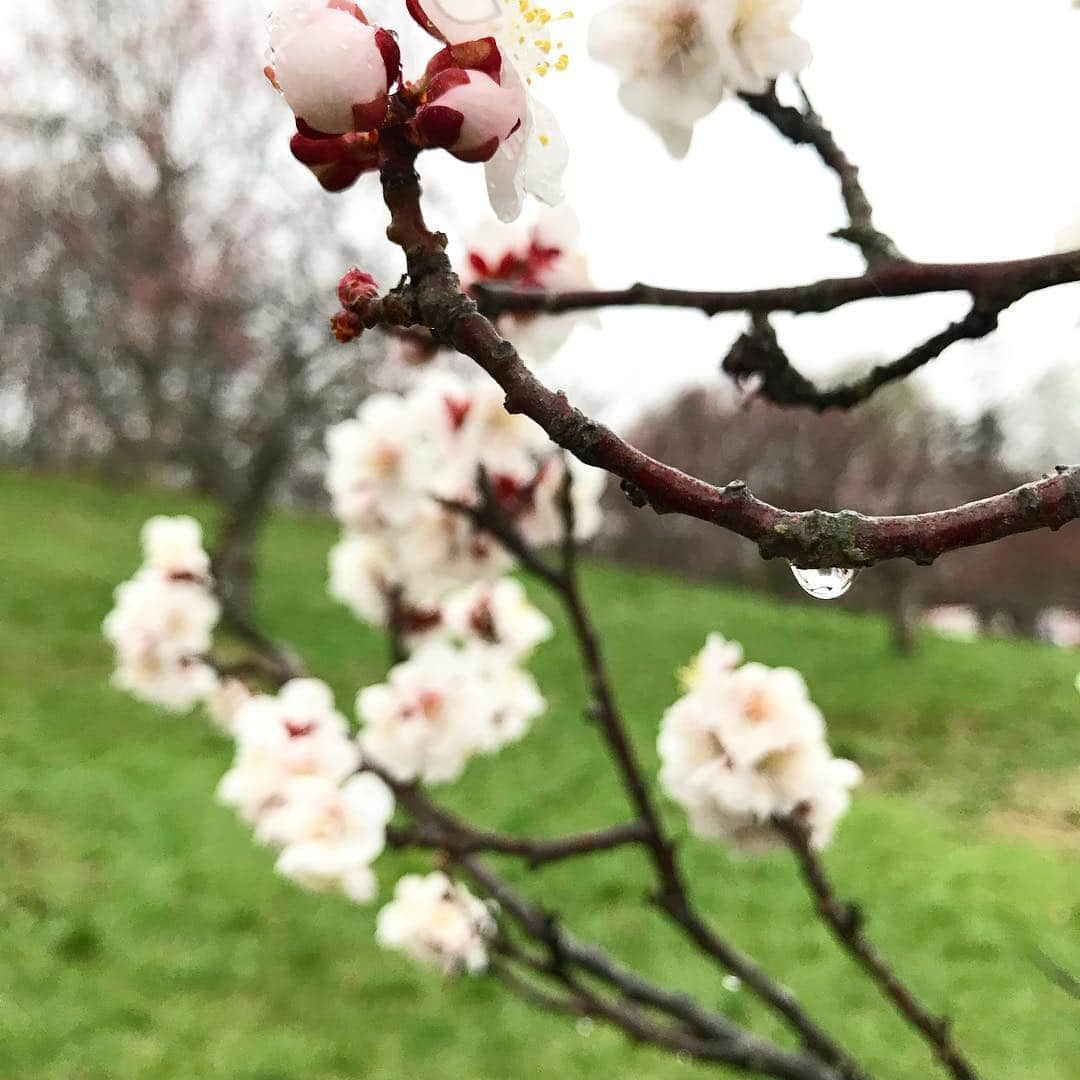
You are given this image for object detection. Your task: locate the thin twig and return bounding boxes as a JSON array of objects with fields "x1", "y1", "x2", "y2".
[
  {"x1": 1032, "y1": 949, "x2": 1080, "y2": 1002},
  {"x1": 742, "y1": 83, "x2": 904, "y2": 269},
  {"x1": 387, "y1": 818, "x2": 649, "y2": 868},
  {"x1": 775, "y1": 816, "x2": 980, "y2": 1080},
  {"x1": 469, "y1": 249, "x2": 1080, "y2": 322},
  {"x1": 722, "y1": 299, "x2": 1007, "y2": 411}
]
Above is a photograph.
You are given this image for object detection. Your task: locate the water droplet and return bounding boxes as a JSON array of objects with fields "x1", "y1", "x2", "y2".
[
  {"x1": 722, "y1": 974, "x2": 742, "y2": 992},
  {"x1": 789, "y1": 564, "x2": 858, "y2": 600},
  {"x1": 576, "y1": 1017, "x2": 595, "y2": 1037}
]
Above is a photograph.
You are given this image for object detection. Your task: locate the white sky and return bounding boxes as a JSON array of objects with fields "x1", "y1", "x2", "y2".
[
  {"x1": 8, "y1": 0, "x2": 1079, "y2": 439},
  {"x1": 414, "y1": 0, "x2": 1080, "y2": 429}
]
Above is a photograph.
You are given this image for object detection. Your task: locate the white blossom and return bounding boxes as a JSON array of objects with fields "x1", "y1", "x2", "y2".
[
  {"x1": 205, "y1": 677, "x2": 254, "y2": 735},
  {"x1": 468, "y1": 648, "x2": 545, "y2": 753},
  {"x1": 408, "y1": 0, "x2": 572, "y2": 220},
  {"x1": 141, "y1": 515, "x2": 211, "y2": 579},
  {"x1": 103, "y1": 518, "x2": 221, "y2": 713},
  {"x1": 325, "y1": 373, "x2": 604, "y2": 635},
  {"x1": 589, "y1": 0, "x2": 809, "y2": 157},
  {"x1": 462, "y1": 206, "x2": 596, "y2": 361},
  {"x1": 267, "y1": 0, "x2": 400, "y2": 136},
  {"x1": 724, "y1": 0, "x2": 811, "y2": 95},
  {"x1": 218, "y1": 678, "x2": 360, "y2": 823},
  {"x1": 659, "y1": 635, "x2": 859, "y2": 851},
  {"x1": 376, "y1": 871, "x2": 495, "y2": 973},
  {"x1": 441, "y1": 577, "x2": 552, "y2": 661},
  {"x1": 257, "y1": 772, "x2": 395, "y2": 902},
  {"x1": 357, "y1": 642, "x2": 489, "y2": 783},
  {"x1": 325, "y1": 393, "x2": 434, "y2": 530}
]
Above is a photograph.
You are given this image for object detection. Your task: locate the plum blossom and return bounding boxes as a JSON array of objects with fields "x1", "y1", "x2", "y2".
[
  {"x1": 407, "y1": 0, "x2": 572, "y2": 220},
  {"x1": 376, "y1": 871, "x2": 496, "y2": 973},
  {"x1": 325, "y1": 373, "x2": 604, "y2": 631},
  {"x1": 218, "y1": 678, "x2": 360, "y2": 823},
  {"x1": 413, "y1": 44, "x2": 524, "y2": 163},
  {"x1": 357, "y1": 626, "x2": 546, "y2": 782},
  {"x1": 141, "y1": 515, "x2": 211, "y2": 578},
  {"x1": 588, "y1": 0, "x2": 809, "y2": 157},
  {"x1": 325, "y1": 393, "x2": 434, "y2": 529},
  {"x1": 467, "y1": 649, "x2": 546, "y2": 753},
  {"x1": 658, "y1": 634, "x2": 860, "y2": 851},
  {"x1": 441, "y1": 578, "x2": 552, "y2": 660},
  {"x1": 724, "y1": 0, "x2": 811, "y2": 95},
  {"x1": 205, "y1": 677, "x2": 254, "y2": 735},
  {"x1": 461, "y1": 206, "x2": 596, "y2": 361},
  {"x1": 266, "y1": 0, "x2": 401, "y2": 136},
  {"x1": 356, "y1": 642, "x2": 492, "y2": 783},
  {"x1": 103, "y1": 517, "x2": 220, "y2": 713},
  {"x1": 256, "y1": 772, "x2": 395, "y2": 902}
]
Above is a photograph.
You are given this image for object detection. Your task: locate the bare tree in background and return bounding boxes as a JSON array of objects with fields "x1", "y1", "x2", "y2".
[{"x1": 0, "y1": 0, "x2": 384, "y2": 629}]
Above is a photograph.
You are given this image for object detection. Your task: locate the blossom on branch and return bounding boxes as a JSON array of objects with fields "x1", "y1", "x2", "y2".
[
  {"x1": 267, "y1": 0, "x2": 400, "y2": 136},
  {"x1": 376, "y1": 871, "x2": 496, "y2": 974},
  {"x1": 103, "y1": 517, "x2": 220, "y2": 712},
  {"x1": 256, "y1": 772, "x2": 395, "y2": 902},
  {"x1": 406, "y1": 0, "x2": 572, "y2": 220},
  {"x1": 325, "y1": 373, "x2": 605, "y2": 631},
  {"x1": 588, "y1": 0, "x2": 809, "y2": 157},
  {"x1": 441, "y1": 578, "x2": 553, "y2": 661},
  {"x1": 218, "y1": 678, "x2": 360, "y2": 823},
  {"x1": 462, "y1": 206, "x2": 595, "y2": 361},
  {"x1": 659, "y1": 634, "x2": 859, "y2": 851},
  {"x1": 357, "y1": 636, "x2": 544, "y2": 782}
]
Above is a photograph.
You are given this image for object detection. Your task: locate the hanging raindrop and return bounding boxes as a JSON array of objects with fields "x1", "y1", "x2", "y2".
[{"x1": 789, "y1": 564, "x2": 858, "y2": 600}]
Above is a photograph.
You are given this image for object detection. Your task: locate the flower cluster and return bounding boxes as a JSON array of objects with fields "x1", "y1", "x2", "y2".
[
  {"x1": 376, "y1": 871, "x2": 496, "y2": 974},
  {"x1": 357, "y1": 578, "x2": 551, "y2": 784},
  {"x1": 267, "y1": 0, "x2": 572, "y2": 220},
  {"x1": 461, "y1": 205, "x2": 596, "y2": 361},
  {"x1": 217, "y1": 677, "x2": 395, "y2": 901},
  {"x1": 658, "y1": 634, "x2": 860, "y2": 852},
  {"x1": 326, "y1": 372, "x2": 604, "y2": 631},
  {"x1": 589, "y1": 0, "x2": 810, "y2": 157},
  {"x1": 103, "y1": 516, "x2": 220, "y2": 712}
]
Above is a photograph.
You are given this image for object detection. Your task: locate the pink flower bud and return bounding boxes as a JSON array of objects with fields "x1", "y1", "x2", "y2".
[
  {"x1": 338, "y1": 268, "x2": 380, "y2": 308},
  {"x1": 290, "y1": 128, "x2": 379, "y2": 191},
  {"x1": 268, "y1": 1, "x2": 400, "y2": 135},
  {"x1": 330, "y1": 309, "x2": 364, "y2": 343},
  {"x1": 413, "y1": 67, "x2": 523, "y2": 164}
]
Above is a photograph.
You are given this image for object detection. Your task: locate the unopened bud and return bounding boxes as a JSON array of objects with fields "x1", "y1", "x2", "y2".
[
  {"x1": 330, "y1": 309, "x2": 364, "y2": 343},
  {"x1": 338, "y1": 268, "x2": 380, "y2": 308}
]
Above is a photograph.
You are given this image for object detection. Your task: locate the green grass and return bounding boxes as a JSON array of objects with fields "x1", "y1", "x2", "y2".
[{"x1": 1, "y1": 468, "x2": 1078, "y2": 1080}]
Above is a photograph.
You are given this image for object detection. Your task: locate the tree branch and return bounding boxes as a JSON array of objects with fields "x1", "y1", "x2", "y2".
[
  {"x1": 722, "y1": 298, "x2": 1006, "y2": 412},
  {"x1": 462, "y1": 855, "x2": 848, "y2": 1080},
  {"x1": 774, "y1": 817, "x2": 980, "y2": 1080},
  {"x1": 387, "y1": 818, "x2": 649, "y2": 868},
  {"x1": 432, "y1": 462, "x2": 868, "y2": 1079},
  {"x1": 470, "y1": 248, "x2": 1080, "y2": 322},
  {"x1": 741, "y1": 83, "x2": 904, "y2": 269}
]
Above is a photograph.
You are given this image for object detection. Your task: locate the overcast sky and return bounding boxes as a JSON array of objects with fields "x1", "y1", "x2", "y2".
[
  {"x1": 9, "y1": 0, "x2": 1078, "y2": 444},
  {"x1": 403, "y1": 0, "x2": 1080, "y2": 436}
]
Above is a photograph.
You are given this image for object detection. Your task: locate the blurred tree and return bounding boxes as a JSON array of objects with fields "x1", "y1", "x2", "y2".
[
  {"x1": 600, "y1": 373, "x2": 1080, "y2": 652},
  {"x1": 0, "y1": 0, "x2": 383, "y2": 630}
]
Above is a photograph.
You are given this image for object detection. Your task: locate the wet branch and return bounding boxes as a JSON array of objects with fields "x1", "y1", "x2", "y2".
[
  {"x1": 775, "y1": 816, "x2": 980, "y2": 1080},
  {"x1": 367, "y1": 138, "x2": 1080, "y2": 568}
]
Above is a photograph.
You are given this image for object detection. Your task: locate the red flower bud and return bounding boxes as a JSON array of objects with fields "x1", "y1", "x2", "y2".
[
  {"x1": 290, "y1": 128, "x2": 380, "y2": 192},
  {"x1": 330, "y1": 309, "x2": 364, "y2": 343},
  {"x1": 338, "y1": 268, "x2": 380, "y2": 308}
]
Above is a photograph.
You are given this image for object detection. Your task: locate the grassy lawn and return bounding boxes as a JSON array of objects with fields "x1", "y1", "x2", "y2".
[{"x1": 1, "y1": 468, "x2": 1078, "y2": 1080}]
